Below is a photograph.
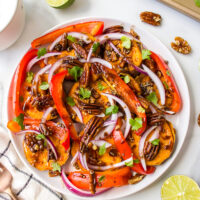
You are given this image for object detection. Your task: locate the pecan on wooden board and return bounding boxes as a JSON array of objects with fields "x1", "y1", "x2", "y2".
[
  {"x1": 140, "y1": 11, "x2": 162, "y2": 26},
  {"x1": 198, "y1": 114, "x2": 200, "y2": 126},
  {"x1": 171, "y1": 37, "x2": 191, "y2": 54}
]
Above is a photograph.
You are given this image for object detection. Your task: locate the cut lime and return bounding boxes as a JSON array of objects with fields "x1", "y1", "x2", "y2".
[
  {"x1": 161, "y1": 175, "x2": 200, "y2": 200},
  {"x1": 46, "y1": 0, "x2": 75, "y2": 9}
]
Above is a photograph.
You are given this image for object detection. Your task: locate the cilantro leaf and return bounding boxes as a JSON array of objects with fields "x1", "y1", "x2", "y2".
[
  {"x1": 163, "y1": 81, "x2": 169, "y2": 89},
  {"x1": 92, "y1": 42, "x2": 100, "y2": 53},
  {"x1": 146, "y1": 92, "x2": 158, "y2": 105},
  {"x1": 97, "y1": 82, "x2": 106, "y2": 91},
  {"x1": 105, "y1": 105, "x2": 119, "y2": 116},
  {"x1": 194, "y1": 0, "x2": 200, "y2": 7},
  {"x1": 151, "y1": 139, "x2": 160, "y2": 146},
  {"x1": 142, "y1": 49, "x2": 151, "y2": 60},
  {"x1": 99, "y1": 175, "x2": 105, "y2": 182},
  {"x1": 137, "y1": 106, "x2": 145, "y2": 113},
  {"x1": 125, "y1": 159, "x2": 133, "y2": 167},
  {"x1": 133, "y1": 159, "x2": 140, "y2": 164},
  {"x1": 66, "y1": 96, "x2": 75, "y2": 106},
  {"x1": 99, "y1": 143, "x2": 106, "y2": 156},
  {"x1": 39, "y1": 82, "x2": 49, "y2": 90},
  {"x1": 26, "y1": 72, "x2": 34, "y2": 83},
  {"x1": 51, "y1": 162, "x2": 61, "y2": 172},
  {"x1": 79, "y1": 88, "x2": 91, "y2": 99},
  {"x1": 121, "y1": 36, "x2": 131, "y2": 49},
  {"x1": 166, "y1": 70, "x2": 171, "y2": 76},
  {"x1": 68, "y1": 66, "x2": 82, "y2": 81},
  {"x1": 37, "y1": 48, "x2": 47, "y2": 59},
  {"x1": 67, "y1": 35, "x2": 77, "y2": 43},
  {"x1": 129, "y1": 117, "x2": 143, "y2": 131},
  {"x1": 36, "y1": 134, "x2": 46, "y2": 140},
  {"x1": 124, "y1": 75, "x2": 130, "y2": 83},
  {"x1": 13, "y1": 113, "x2": 24, "y2": 130}
]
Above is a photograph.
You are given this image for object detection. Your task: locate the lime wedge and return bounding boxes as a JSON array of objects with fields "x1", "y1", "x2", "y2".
[
  {"x1": 46, "y1": 0, "x2": 75, "y2": 9},
  {"x1": 161, "y1": 175, "x2": 200, "y2": 200}
]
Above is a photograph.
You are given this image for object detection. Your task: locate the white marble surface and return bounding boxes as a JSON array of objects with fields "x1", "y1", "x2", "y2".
[{"x1": 0, "y1": 0, "x2": 200, "y2": 199}]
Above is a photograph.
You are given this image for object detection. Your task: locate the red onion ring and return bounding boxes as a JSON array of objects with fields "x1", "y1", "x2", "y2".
[
  {"x1": 71, "y1": 151, "x2": 79, "y2": 166},
  {"x1": 41, "y1": 107, "x2": 55, "y2": 123},
  {"x1": 26, "y1": 52, "x2": 61, "y2": 72},
  {"x1": 49, "y1": 34, "x2": 65, "y2": 52},
  {"x1": 149, "y1": 126, "x2": 161, "y2": 142},
  {"x1": 90, "y1": 140, "x2": 112, "y2": 148},
  {"x1": 78, "y1": 151, "x2": 89, "y2": 170},
  {"x1": 96, "y1": 113, "x2": 105, "y2": 117},
  {"x1": 87, "y1": 44, "x2": 94, "y2": 62},
  {"x1": 22, "y1": 96, "x2": 32, "y2": 111},
  {"x1": 88, "y1": 157, "x2": 133, "y2": 171},
  {"x1": 143, "y1": 64, "x2": 166, "y2": 105},
  {"x1": 71, "y1": 106, "x2": 83, "y2": 123},
  {"x1": 67, "y1": 32, "x2": 91, "y2": 44},
  {"x1": 103, "y1": 120, "x2": 116, "y2": 127}
]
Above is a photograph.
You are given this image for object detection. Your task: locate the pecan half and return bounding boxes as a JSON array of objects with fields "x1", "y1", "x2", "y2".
[
  {"x1": 31, "y1": 95, "x2": 54, "y2": 111},
  {"x1": 171, "y1": 37, "x2": 191, "y2": 54},
  {"x1": 147, "y1": 113, "x2": 165, "y2": 126},
  {"x1": 130, "y1": 28, "x2": 140, "y2": 40},
  {"x1": 144, "y1": 141, "x2": 160, "y2": 160},
  {"x1": 128, "y1": 174, "x2": 145, "y2": 184},
  {"x1": 79, "y1": 63, "x2": 90, "y2": 88},
  {"x1": 53, "y1": 33, "x2": 67, "y2": 52},
  {"x1": 72, "y1": 42, "x2": 87, "y2": 59},
  {"x1": 140, "y1": 11, "x2": 162, "y2": 26},
  {"x1": 198, "y1": 114, "x2": 200, "y2": 126},
  {"x1": 103, "y1": 25, "x2": 124, "y2": 34}
]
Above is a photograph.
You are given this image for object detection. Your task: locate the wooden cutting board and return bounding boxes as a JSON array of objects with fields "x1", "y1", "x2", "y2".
[{"x1": 159, "y1": 0, "x2": 200, "y2": 21}]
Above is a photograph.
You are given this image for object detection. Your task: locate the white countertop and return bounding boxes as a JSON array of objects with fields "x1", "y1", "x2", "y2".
[{"x1": 0, "y1": 0, "x2": 200, "y2": 199}]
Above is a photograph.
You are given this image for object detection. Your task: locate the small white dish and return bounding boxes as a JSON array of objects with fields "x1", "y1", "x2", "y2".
[
  {"x1": 7, "y1": 17, "x2": 190, "y2": 200},
  {"x1": 0, "y1": 0, "x2": 25, "y2": 51}
]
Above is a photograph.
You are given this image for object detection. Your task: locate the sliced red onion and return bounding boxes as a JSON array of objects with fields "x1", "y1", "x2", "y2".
[
  {"x1": 149, "y1": 104, "x2": 157, "y2": 114},
  {"x1": 121, "y1": 119, "x2": 126, "y2": 133},
  {"x1": 108, "y1": 41, "x2": 147, "y2": 75},
  {"x1": 103, "y1": 120, "x2": 116, "y2": 127},
  {"x1": 41, "y1": 107, "x2": 55, "y2": 123},
  {"x1": 88, "y1": 157, "x2": 133, "y2": 171},
  {"x1": 142, "y1": 64, "x2": 166, "y2": 105},
  {"x1": 150, "y1": 103, "x2": 175, "y2": 115},
  {"x1": 49, "y1": 34, "x2": 64, "y2": 52},
  {"x1": 61, "y1": 168, "x2": 110, "y2": 197},
  {"x1": 79, "y1": 58, "x2": 112, "y2": 69},
  {"x1": 87, "y1": 44, "x2": 93, "y2": 62},
  {"x1": 78, "y1": 152, "x2": 89, "y2": 170},
  {"x1": 71, "y1": 106, "x2": 83, "y2": 123},
  {"x1": 22, "y1": 96, "x2": 31, "y2": 111},
  {"x1": 139, "y1": 126, "x2": 157, "y2": 171},
  {"x1": 26, "y1": 52, "x2": 61, "y2": 72},
  {"x1": 90, "y1": 140, "x2": 112, "y2": 148},
  {"x1": 71, "y1": 151, "x2": 79, "y2": 166},
  {"x1": 96, "y1": 113, "x2": 105, "y2": 117},
  {"x1": 102, "y1": 93, "x2": 131, "y2": 139},
  {"x1": 67, "y1": 32, "x2": 91, "y2": 44},
  {"x1": 149, "y1": 126, "x2": 161, "y2": 142}
]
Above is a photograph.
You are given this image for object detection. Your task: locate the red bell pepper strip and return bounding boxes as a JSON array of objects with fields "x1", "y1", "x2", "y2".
[
  {"x1": 50, "y1": 70, "x2": 79, "y2": 140},
  {"x1": 150, "y1": 51, "x2": 182, "y2": 113},
  {"x1": 68, "y1": 167, "x2": 131, "y2": 190},
  {"x1": 31, "y1": 21, "x2": 104, "y2": 48},
  {"x1": 8, "y1": 49, "x2": 38, "y2": 120},
  {"x1": 23, "y1": 119, "x2": 70, "y2": 150},
  {"x1": 100, "y1": 65, "x2": 147, "y2": 135},
  {"x1": 113, "y1": 122, "x2": 155, "y2": 175}
]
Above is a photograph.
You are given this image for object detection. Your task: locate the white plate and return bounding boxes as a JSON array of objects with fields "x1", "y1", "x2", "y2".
[{"x1": 7, "y1": 17, "x2": 190, "y2": 200}]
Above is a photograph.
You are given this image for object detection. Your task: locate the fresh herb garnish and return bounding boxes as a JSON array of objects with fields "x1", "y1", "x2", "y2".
[
  {"x1": 124, "y1": 75, "x2": 130, "y2": 83},
  {"x1": 68, "y1": 66, "x2": 82, "y2": 81},
  {"x1": 99, "y1": 143, "x2": 106, "y2": 156},
  {"x1": 66, "y1": 96, "x2": 75, "y2": 106},
  {"x1": 39, "y1": 82, "x2": 49, "y2": 90},
  {"x1": 121, "y1": 36, "x2": 131, "y2": 49},
  {"x1": 151, "y1": 139, "x2": 160, "y2": 146},
  {"x1": 163, "y1": 81, "x2": 169, "y2": 89},
  {"x1": 194, "y1": 0, "x2": 200, "y2": 7},
  {"x1": 142, "y1": 49, "x2": 151, "y2": 60},
  {"x1": 133, "y1": 159, "x2": 140, "y2": 164},
  {"x1": 79, "y1": 87, "x2": 91, "y2": 99},
  {"x1": 36, "y1": 134, "x2": 46, "y2": 140},
  {"x1": 137, "y1": 106, "x2": 145, "y2": 113},
  {"x1": 13, "y1": 113, "x2": 24, "y2": 130},
  {"x1": 166, "y1": 70, "x2": 171, "y2": 76},
  {"x1": 51, "y1": 162, "x2": 61, "y2": 172},
  {"x1": 97, "y1": 82, "x2": 106, "y2": 91},
  {"x1": 92, "y1": 42, "x2": 100, "y2": 53},
  {"x1": 67, "y1": 35, "x2": 77, "y2": 43},
  {"x1": 125, "y1": 160, "x2": 134, "y2": 167},
  {"x1": 37, "y1": 48, "x2": 47, "y2": 59},
  {"x1": 129, "y1": 117, "x2": 143, "y2": 131},
  {"x1": 146, "y1": 92, "x2": 158, "y2": 105},
  {"x1": 105, "y1": 105, "x2": 119, "y2": 116},
  {"x1": 99, "y1": 175, "x2": 105, "y2": 182},
  {"x1": 26, "y1": 72, "x2": 34, "y2": 83}
]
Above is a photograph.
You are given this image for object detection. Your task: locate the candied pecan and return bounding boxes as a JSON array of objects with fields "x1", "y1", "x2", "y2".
[
  {"x1": 171, "y1": 37, "x2": 191, "y2": 54},
  {"x1": 31, "y1": 95, "x2": 54, "y2": 111},
  {"x1": 144, "y1": 141, "x2": 160, "y2": 160},
  {"x1": 147, "y1": 113, "x2": 165, "y2": 126},
  {"x1": 198, "y1": 114, "x2": 200, "y2": 126},
  {"x1": 48, "y1": 170, "x2": 60, "y2": 177},
  {"x1": 130, "y1": 28, "x2": 140, "y2": 40},
  {"x1": 140, "y1": 11, "x2": 162, "y2": 26},
  {"x1": 79, "y1": 63, "x2": 90, "y2": 88},
  {"x1": 91, "y1": 88, "x2": 100, "y2": 99},
  {"x1": 144, "y1": 59, "x2": 157, "y2": 72},
  {"x1": 53, "y1": 33, "x2": 67, "y2": 52},
  {"x1": 89, "y1": 170, "x2": 96, "y2": 194},
  {"x1": 72, "y1": 42, "x2": 87, "y2": 59},
  {"x1": 39, "y1": 123, "x2": 52, "y2": 136},
  {"x1": 103, "y1": 25, "x2": 124, "y2": 34},
  {"x1": 62, "y1": 57, "x2": 84, "y2": 67},
  {"x1": 128, "y1": 174, "x2": 145, "y2": 184}
]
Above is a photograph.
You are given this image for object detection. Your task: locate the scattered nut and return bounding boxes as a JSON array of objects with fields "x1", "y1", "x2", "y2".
[
  {"x1": 128, "y1": 174, "x2": 145, "y2": 184},
  {"x1": 198, "y1": 114, "x2": 200, "y2": 126},
  {"x1": 140, "y1": 11, "x2": 162, "y2": 26},
  {"x1": 171, "y1": 37, "x2": 191, "y2": 54}
]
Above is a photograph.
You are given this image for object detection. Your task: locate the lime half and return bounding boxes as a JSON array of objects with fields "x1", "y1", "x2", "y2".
[
  {"x1": 46, "y1": 0, "x2": 75, "y2": 9},
  {"x1": 161, "y1": 175, "x2": 200, "y2": 200}
]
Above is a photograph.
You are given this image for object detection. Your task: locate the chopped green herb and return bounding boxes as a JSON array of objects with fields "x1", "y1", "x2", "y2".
[
  {"x1": 97, "y1": 82, "x2": 106, "y2": 91},
  {"x1": 151, "y1": 139, "x2": 160, "y2": 146},
  {"x1": 194, "y1": 0, "x2": 200, "y2": 7},
  {"x1": 26, "y1": 72, "x2": 34, "y2": 83},
  {"x1": 142, "y1": 49, "x2": 151, "y2": 60},
  {"x1": 124, "y1": 75, "x2": 130, "y2": 83},
  {"x1": 146, "y1": 92, "x2": 158, "y2": 105},
  {"x1": 99, "y1": 143, "x2": 106, "y2": 156},
  {"x1": 13, "y1": 113, "x2": 24, "y2": 130},
  {"x1": 92, "y1": 42, "x2": 100, "y2": 53},
  {"x1": 129, "y1": 117, "x2": 143, "y2": 131},
  {"x1": 163, "y1": 81, "x2": 169, "y2": 89},
  {"x1": 37, "y1": 48, "x2": 47, "y2": 59},
  {"x1": 99, "y1": 175, "x2": 105, "y2": 182},
  {"x1": 67, "y1": 35, "x2": 77, "y2": 43},
  {"x1": 133, "y1": 159, "x2": 140, "y2": 164},
  {"x1": 39, "y1": 82, "x2": 49, "y2": 90},
  {"x1": 79, "y1": 87, "x2": 91, "y2": 99},
  {"x1": 51, "y1": 162, "x2": 61, "y2": 172},
  {"x1": 125, "y1": 159, "x2": 134, "y2": 167},
  {"x1": 121, "y1": 36, "x2": 131, "y2": 49},
  {"x1": 66, "y1": 96, "x2": 75, "y2": 106},
  {"x1": 105, "y1": 105, "x2": 119, "y2": 116},
  {"x1": 166, "y1": 70, "x2": 171, "y2": 76},
  {"x1": 36, "y1": 134, "x2": 46, "y2": 140},
  {"x1": 19, "y1": 96, "x2": 24, "y2": 102},
  {"x1": 137, "y1": 106, "x2": 145, "y2": 113},
  {"x1": 68, "y1": 66, "x2": 82, "y2": 81}
]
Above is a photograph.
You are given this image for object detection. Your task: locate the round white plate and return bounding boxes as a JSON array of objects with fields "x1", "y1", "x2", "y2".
[{"x1": 7, "y1": 17, "x2": 190, "y2": 200}]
